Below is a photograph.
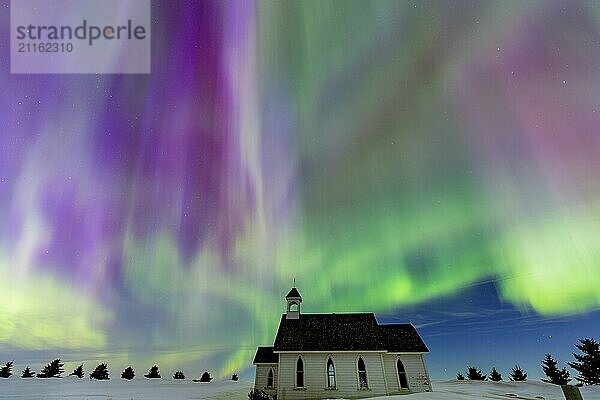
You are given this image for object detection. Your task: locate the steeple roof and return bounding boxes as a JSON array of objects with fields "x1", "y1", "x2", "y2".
[{"x1": 286, "y1": 287, "x2": 301, "y2": 299}]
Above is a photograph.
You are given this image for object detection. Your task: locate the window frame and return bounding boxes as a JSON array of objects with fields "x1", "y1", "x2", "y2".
[
  {"x1": 267, "y1": 367, "x2": 274, "y2": 389},
  {"x1": 357, "y1": 356, "x2": 369, "y2": 389},
  {"x1": 326, "y1": 357, "x2": 336, "y2": 389},
  {"x1": 396, "y1": 358, "x2": 409, "y2": 390},
  {"x1": 296, "y1": 356, "x2": 305, "y2": 388}
]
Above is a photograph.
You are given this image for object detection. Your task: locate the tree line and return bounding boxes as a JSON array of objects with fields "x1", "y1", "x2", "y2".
[
  {"x1": 457, "y1": 365, "x2": 528, "y2": 382},
  {"x1": 456, "y1": 338, "x2": 600, "y2": 386},
  {"x1": 0, "y1": 359, "x2": 239, "y2": 382}
]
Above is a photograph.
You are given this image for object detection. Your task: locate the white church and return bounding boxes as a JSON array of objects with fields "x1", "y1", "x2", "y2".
[{"x1": 253, "y1": 287, "x2": 432, "y2": 399}]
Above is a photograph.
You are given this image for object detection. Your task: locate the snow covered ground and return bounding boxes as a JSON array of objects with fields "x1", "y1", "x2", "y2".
[
  {"x1": 0, "y1": 378, "x2": 598, "y2": 400},
  {"x1": 379, "y1": 380, "x2": 600, "y2": 400},
  {"x1": 0, "y1": 377, "x2": 251, "y2": 400}
]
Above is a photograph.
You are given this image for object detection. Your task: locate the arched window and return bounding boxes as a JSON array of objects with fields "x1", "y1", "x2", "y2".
[
  {"x1": 397, "y1": 359, "x2": 408, "y2": 389},
  {"x1": 289, "y1": 302, "x2": 298, "y2": 312},
  {"x1": 267, "y1": 368, "x2": 274, "y2": 388},
  {"x1": 327, "y1": 358, "x2": 336, "y2": 388},
  {"x1": 296, "y1": 357, "x2": 304, "y2": 388},
  {"x1": 357, "y1": 357, "x2": 368, "y2": 388}
]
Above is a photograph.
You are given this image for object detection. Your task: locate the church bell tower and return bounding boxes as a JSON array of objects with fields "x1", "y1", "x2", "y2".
[{"x1": 285, "y1": 286, "x2": 302, "y2": 319}]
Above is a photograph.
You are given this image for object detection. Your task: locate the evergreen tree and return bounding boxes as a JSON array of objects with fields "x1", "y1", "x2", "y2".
[
  {"x1": 69, "y1": 364, "x2": 84, "y2": 379},
  {"x1": 541, "y1": 353, "x2": 571, "y2": 385},
  {"x1": 489, "y1": 367, "x2": 502, "y2": 382},
  {"x1": 173, "y1": 371, "x2": 185, "y2": 380},
  {"x1": 90, "y1": 363, "x2": 109, "y2": 380},
  {"x1": 467, "y1": 366, "x2": 486, "y2": 380},
  {"x1": 509, "y1": 365, "x2": 528, "y2": 381},
  {"x1": 193, "y1": 371, "x2": 213, "y2": 383},
  {"x1": 456, "y1": 372, "x2": 465, "y2": 380},
  {"x1": 0, "y1": 361, "x2": 13, "y2": 378},
  {"x1": 121, "y1": 366, "x2": 135, "y2": 380},
  {"x1": 144, "y1": 365, "x2": 161, "y2": 379},
  {"x1": 567, "y1": 338, "x2": 600, "y2": 385},
  {"x1": 200, "y1": 371, "x2": 212, "y2": 382},
  {"x1": 21, "y1": 367, "x2": 35, "y2": 378},
  {"x1": 37, "y1": 359, "x2": 64, "y2": 378},
  {"x1": 231, "y1": 373, "x2": 239, "y2": 381}
]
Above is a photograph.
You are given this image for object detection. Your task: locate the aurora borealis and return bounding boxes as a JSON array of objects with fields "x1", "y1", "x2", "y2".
[{"x1": 2, "y1": 0, "x2": 600, "y2": 380}]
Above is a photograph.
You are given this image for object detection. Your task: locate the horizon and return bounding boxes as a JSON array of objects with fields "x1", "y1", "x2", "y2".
[
  {"x1": 1, "y1": 284, "x2": 597, "y2": 381},
  {"x1": 2, "y1": 0, "x2": 600, "y2": 386}
]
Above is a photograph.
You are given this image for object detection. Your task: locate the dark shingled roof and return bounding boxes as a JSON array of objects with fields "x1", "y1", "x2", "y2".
[
  {"x1": 286, "y1": 287, "x2": 301, "y2": 298},
  {"x1": 378, "y1": 324, "x2": 429, "y2": 352},
  {"x1": 272, "y1": 313, "x2": 429, "y2": 353},
  {"x1": 274, "y1": 313, "x2": 384, "y2": 351},
  {"x1": 253, "y1": 346, "x2": 278, "y2": 364}
]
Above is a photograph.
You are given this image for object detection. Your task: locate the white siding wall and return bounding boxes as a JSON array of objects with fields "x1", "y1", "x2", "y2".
[
  {"x1": 382, "y1": 354, "x2": 432, "y2": 394},
  {"x1": 277, "y1": 353, "x2": 387, "y2": 400},
  {"x1": 254, "y1": 364, "x2": 278, "y2": 396}
]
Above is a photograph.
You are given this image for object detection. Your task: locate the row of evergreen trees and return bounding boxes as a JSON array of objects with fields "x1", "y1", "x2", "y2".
[
  {"x1": 0, "y1": 360, "x2": 238, "y2": 382},
  {"x1": 457, "y1": 338, "x2": 600, "y2": 386},
  {"x1": 457, "y1": 365, "x2": 527, "y2": 382}
]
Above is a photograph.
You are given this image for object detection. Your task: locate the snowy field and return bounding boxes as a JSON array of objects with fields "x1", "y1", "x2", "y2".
[
  {"x1": 0, "y1": 378, "x2": 599, "y2": 400},
  {"x1": 0, "y1": 377, "x2": 251, "y2": 400}
]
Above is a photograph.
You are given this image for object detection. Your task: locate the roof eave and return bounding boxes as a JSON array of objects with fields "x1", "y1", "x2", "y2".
[
  {"x1": 386, "y1": 351, "x2": 429, "y2": 354},
  {"x1": 273, "y1": 350, "x2": 387, "y2": 353}
]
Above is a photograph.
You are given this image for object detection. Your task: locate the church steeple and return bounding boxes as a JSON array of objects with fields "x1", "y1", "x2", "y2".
[{"x1": 285, "y1": 286, "x2": 302, "y2": 319}]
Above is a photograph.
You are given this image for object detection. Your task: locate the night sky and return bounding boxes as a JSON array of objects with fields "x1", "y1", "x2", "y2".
[{"x1": 1, "y1": 0, "x2": 600, "y2": 380}]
